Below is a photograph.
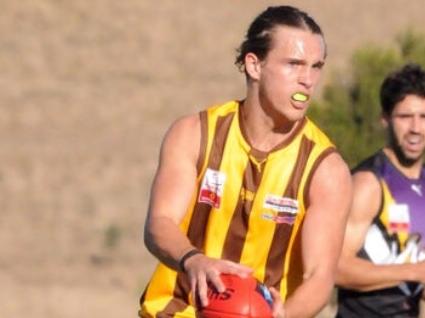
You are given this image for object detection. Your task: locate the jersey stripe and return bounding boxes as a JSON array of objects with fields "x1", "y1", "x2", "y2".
[
  {"x1": 188, "y1": 112, "x2": 235, "y2": 246},
  {"x1": 221, "y1": 157, "x2": 265, "y2": 262},
  {"x1": 302, "y1": 147, "x2": 336, "y2": 207},
  {"x1": 264, "y1": 136, "x2": 314, "y2": 288},
  {"x1": 196, "y1": 111, "x2": 208, "y2": 175}
]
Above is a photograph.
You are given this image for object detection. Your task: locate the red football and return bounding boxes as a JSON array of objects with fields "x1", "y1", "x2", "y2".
[{"x1": 196, "y1": 274, "x2": 273, "y2": 318}]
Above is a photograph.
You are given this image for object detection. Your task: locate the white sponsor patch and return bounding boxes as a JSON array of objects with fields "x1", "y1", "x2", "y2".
[
  {"x1": 388, "y1": 203, "x2": 410, "y2": 233},
  {"x1": 263, "y1": 194, "x2": 299, "y2": 214},
  {"x1": 198, "y1": 168, "x2": 226, "y2": 209}
]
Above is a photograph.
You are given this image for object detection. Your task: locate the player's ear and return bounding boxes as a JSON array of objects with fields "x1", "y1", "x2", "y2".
[
  {"x1": 245, "y1": 53, "x2": 262, "y2": 81},
  {"x1": 381, "y1": 112, "x2": 390, "y2": 128}
]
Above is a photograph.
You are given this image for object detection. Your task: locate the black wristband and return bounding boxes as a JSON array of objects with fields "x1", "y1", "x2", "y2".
[{"x1": 179, "y1": 249, "x2": 202, "y2": 272}]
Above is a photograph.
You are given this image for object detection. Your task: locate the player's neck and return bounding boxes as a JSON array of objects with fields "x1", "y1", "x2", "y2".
[
  {"x1": 383, "y1": 147, "x2": 423, "y2": 179},
  {"x1": 240, "y1": 98, "x2": 301, "y2": 152}
]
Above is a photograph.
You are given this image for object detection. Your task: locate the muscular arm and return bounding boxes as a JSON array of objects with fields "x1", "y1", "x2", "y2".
[
  {"x1": 272, "y1": 152, "x2": 352, "y2": 318},
  {"x1": 144, "y1": 114, "x2": 252, "y2": 306},
  {"x1": 144, "y1": 114, "x2": 201, "y2": 270},
  {"x1": 336, "y1": 171, "x2": 425, "y2": 291}
]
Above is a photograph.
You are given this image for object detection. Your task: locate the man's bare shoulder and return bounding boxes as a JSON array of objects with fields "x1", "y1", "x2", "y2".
[
  {"x1": 352, "y1": 170, "x2": 381, "y2": 194},
  {"x1": 160, "y1": 113, "x2": 201, "y2": 164},
  {"x1": 167, "y1": 113, "x2": 201, "y2": 138},
  {"x1": 309, "y1": 151, "x2": 352, "y2": 203},
  {"x1": 316, "y1": 151, "x2": 351, "y2": 181},
  {"x1": 348, "y1": 169, "x2": 382, "y2": 223}
]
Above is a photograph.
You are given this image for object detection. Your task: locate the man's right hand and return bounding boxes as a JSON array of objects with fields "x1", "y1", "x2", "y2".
[{"x1": 184, "y1": 253, "x2": 253, "y2": 307}]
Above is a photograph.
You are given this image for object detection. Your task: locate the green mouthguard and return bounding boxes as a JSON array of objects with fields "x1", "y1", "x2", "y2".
[{"x1": 292, "y1": 93, "x2": 308, "y2": 102}]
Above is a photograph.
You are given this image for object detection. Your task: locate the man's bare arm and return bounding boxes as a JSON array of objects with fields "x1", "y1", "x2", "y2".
[
  {"x1": 144, "y1": 114, "x2": 201, "y2": 270},
  {"x1": 336, "y1": 171, "x2": 425, "y2": 291},
  {"x1": 272, "y1": 152, "x2": 352, "y2": 318},
  {"x1": 144, "y1": 114, "x2": 252, "y2": 306}
]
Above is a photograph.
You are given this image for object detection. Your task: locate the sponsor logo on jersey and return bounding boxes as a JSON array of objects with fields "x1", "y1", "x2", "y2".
[
  {"x1": 388, "y1": 203, "x2": 410, "y2": 233},
  {"x1": 411, "y1": 184, "x2": 423, "y2": 197},
  {"x1": 262, "y1": 195, "x2": 299, "y2": 224},
  {"x1": 261, "y1": 213, "x2": 297, "y2": 225},
  {"x1": 198, "y1": 168, "x2": 226, "y2": 209},
  {"x1": 263, "y1": 194, "x2": 299, "y2": 214}
]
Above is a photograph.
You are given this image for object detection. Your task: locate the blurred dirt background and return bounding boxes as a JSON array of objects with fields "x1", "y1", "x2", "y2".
[{"x1": 1, "y1": 0, "x2": 424, "y2": 317}]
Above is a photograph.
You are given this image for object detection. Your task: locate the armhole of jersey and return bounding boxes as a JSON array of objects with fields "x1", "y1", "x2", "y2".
[
  {"x1": 302, "y1": 146, "x2": 337, "y2": 208},
  {"x1": 351, "y1": 153, "x2": 385, "y2": 221},
  {"x1": 372, "y1": 173, "x2": 385, "y2": 222},
  {"x1": 196, "y1": 110, "x2": 208, "y2": 176}
]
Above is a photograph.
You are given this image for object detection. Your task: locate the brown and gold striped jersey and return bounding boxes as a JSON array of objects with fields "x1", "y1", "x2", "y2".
[{"x1": 139, "y1": 100, "x2": 336, "y2": 318}]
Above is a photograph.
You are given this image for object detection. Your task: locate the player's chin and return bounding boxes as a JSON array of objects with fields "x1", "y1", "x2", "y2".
[
  {"x1": 403, "y1": 148, "x2": 425, "y2": 162},
  {"x1": 286, "y1": 109, "x2": 308, "y2": 123}
]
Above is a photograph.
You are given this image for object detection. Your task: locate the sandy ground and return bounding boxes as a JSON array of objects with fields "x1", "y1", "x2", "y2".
[{"x1": 1, "y1": 0, "x2": 424, "y2": 317}]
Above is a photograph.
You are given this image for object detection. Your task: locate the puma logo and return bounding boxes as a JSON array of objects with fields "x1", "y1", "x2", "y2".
[{"x1": 411, "y1": 184, "x2": 422, "y2": 197}]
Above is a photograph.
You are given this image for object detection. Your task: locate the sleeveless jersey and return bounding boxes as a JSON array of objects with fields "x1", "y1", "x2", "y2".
[
  {"x1": 140, "y1": 100, "x2": 336, "y2": 318},
  {"x1": 337, "y1": 150, "x2": 425, "y2": 318}
]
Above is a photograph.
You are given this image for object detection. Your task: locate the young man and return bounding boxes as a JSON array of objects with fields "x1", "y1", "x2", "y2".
[
  {"x1": 336, "y1": 63, "x2": 425, "y2": 317},
  {"x1": 140, "y1": 6, "x2": 351, "y2": 318}
]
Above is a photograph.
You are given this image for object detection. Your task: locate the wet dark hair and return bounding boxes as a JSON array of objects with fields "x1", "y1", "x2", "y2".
[
  {"x1": 235, "y1": 6, "x2": 324, "y2": 71},
  {"x1": 380, "y1": 63, "x2": 425, "y2": 115}
]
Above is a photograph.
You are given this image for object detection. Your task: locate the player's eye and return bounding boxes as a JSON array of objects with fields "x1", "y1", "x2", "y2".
[{"x1": 393, "y1": 114, "x2": 413, "y2": 119}]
